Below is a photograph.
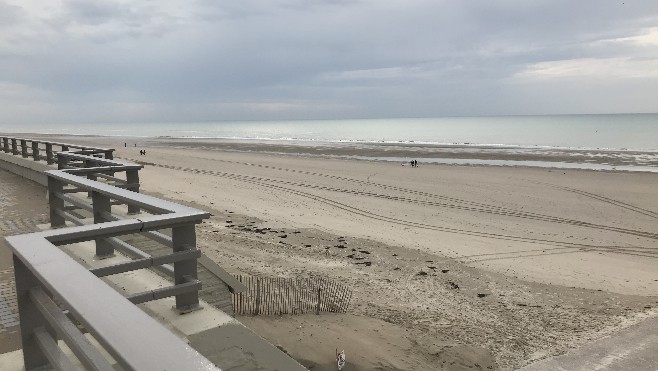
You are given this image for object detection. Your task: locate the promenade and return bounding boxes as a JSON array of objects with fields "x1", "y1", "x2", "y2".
[{"x1": 0, "y1": 168, "x2": 49, "y2": 354}]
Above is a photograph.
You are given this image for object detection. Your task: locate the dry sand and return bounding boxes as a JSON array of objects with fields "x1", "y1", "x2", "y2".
[{"x1": 36, "y1": 136, "x2": 658, "y2": 369}]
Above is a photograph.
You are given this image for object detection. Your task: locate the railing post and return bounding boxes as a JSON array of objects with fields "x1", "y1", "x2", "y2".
[
  {"x1": 21, "y1": 139, "x2": 28, "y2": 158},
  {"x1": 85, "y1": 160, "x2": 96, "y2": 198},
  {"x1": 46, "y1": 143, "x2": 55, "y2": 164},
  {"x1": 92, "y1": 191, "x2": 114, "y2": 259},
  {"x1": 104, "y1": 150, "x2": 113, "y2": 160},
  {"x1": 11, "y1": 138, "x2": 18, "y2": 155},
  {"x1": 57, "y1": 154, "x2": 67, "y2": 170},
  {"x1": 48, "y1": 176, "x2": 66, "y2": 228},
  {"x1": 14, "y1": 256, "x2": 51, "y2": 369},
  {"x1": 61, "y1": 145, "x2": 69, "y2": 152},
  {"x1": 2, "y1": 137, "x2": 8, "y2": 152},
  {"x1": 171, "y1": 224, "x2": 200, "y2": 312},
  {"x1": 126, "y1": 170, "x2": 140, "y2": 214},
  {"x1": 32, "y1": 141, "x2": 40, "y2": 161}
]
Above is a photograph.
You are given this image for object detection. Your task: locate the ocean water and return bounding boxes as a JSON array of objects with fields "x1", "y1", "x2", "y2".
[
  {"x1": 2, "y1": 114, "x2": 657, "y2": 172},
  {"x1": 2, "y1": 113, "x2": 657, "y2": 151}
]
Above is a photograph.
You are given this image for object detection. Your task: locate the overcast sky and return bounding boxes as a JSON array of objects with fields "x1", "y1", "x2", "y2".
[{"x1": 1, "y1": 0, "x2": 657, "y2": 124}]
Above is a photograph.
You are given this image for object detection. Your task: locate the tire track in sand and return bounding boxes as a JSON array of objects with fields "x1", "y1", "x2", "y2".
[{"x1": 139, "y1": 160, "x2": 658, "y2": 259}]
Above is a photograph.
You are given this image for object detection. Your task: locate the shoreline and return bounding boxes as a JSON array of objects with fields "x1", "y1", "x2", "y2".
[
  {"x1": 150, "y1": 138, "x2": 658, "y2": 172},
  {"x1": 4, "y1": 132, "x2": 658, "y2": 170}
]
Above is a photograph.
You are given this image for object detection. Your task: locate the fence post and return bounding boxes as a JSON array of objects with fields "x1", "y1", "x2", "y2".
[
  {"x1": 104, "y1": 150, "x2": 113, "y2": 160},
  {"x1": 255, "y1": 279, "x2": 261, "y2": 315},
  {"x1": 48, "y1": 176, "x2": 66, "y2": 228},
  {"x1": 92, "y1": 191, "x2": 114, "y2": 259},
  {"x1": 316, "y1": 287, "x2": 321, "y2": 315},
  {"x1": 172, "y1": 224, "x2": 200, "y2": 312},
  {"x1": 32, "y1": 141, "x2": 40, "y2": 161},
  {"x1": 45, "y1": 143, "x2": 55, "y2": 164},
  {"x1": 14, "y1": 256, "x2": 51, "y2": 369},
  {"x1": 2, "y1": 137, "x2": 7, "y2": 152},
  {"x1": 126, "y1": 170, "x2": 140, "y2": 214},
  {"x1": 11, "y1": 138, "x2": 18, "y2": 155}
]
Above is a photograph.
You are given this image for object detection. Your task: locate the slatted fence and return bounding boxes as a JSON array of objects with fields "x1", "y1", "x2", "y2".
[{"x1": 233, "y1": 275, "x2": 352, "y2": 315}]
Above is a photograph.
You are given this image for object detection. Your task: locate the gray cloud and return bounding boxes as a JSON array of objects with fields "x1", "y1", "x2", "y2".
[{"x1": 1, "y1": 0, "x2": 657, "y2": 123}]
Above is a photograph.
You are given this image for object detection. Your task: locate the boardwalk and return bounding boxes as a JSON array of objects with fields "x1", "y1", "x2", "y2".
[{"x1": 0, "y1": 169, "x2": 49, "y2": 353}]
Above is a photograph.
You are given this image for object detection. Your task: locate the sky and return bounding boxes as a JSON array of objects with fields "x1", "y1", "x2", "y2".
[{"x1": 1, "y1": 0, "x2": 657, "y2": 124}]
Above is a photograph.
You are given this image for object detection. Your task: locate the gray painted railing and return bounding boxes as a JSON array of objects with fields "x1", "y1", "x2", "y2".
[
  {"x1": 3, "y1": 138, "x2": 218, "y2": 370},
  {"x1": 0, "y1": 135, "x2": 114, "y2": 164}
]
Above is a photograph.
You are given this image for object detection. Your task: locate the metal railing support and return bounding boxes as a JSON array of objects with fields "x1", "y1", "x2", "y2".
[
  {"x1": 126, "y1": 169, "x2": 140, "y2": 214},
  {"x1": 92, "y1": 191, "x2": 115, "y2": 259},
  {"x1": 172, "y1": 224, "x2": 200, "y2": 312},
  {"x1": 32, "y1": 141, "x2": 40, "y2": 161},
  {"x1": 2, "y1": 137, "x2": 8, "y2": 152},
  {"x1": 11, "y1": 138, "x2": 18, "y2": 155},
  {"x1": 48, "y1": 177, "x2": 66, "y2": 228}
]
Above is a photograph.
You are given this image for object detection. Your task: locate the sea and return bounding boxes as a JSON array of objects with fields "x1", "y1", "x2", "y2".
[{"x1": 2, "y1": 113, "x2": 657, "y2": 172}]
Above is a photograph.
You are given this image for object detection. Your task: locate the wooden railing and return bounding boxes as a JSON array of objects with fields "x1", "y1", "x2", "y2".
[
  {"x1": 2, "y1": 139, "x2": 218, "y2": 370},
  {"x1": 0, "y1": 135, "x2": 114, "y2": 164}
]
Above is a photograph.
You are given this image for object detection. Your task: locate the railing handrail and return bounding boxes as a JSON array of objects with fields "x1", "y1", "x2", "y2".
[
  {"x1": 49, "y1": 170, "x2": 197, "y2": 215},
  {"x1": 8, "y1": 234, "x2": 217, "y2": 371},
  {"x1": 57, "y1": 152, "x2": 123, "y2": 164},
  {"x1": 0, "y1": 135, "x2": 114, "y2": 152}
]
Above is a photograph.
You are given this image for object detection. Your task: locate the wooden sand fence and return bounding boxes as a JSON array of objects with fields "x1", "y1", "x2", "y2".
[{"x1": 232, "y1": 275, "x2": 352, "y2": 316}]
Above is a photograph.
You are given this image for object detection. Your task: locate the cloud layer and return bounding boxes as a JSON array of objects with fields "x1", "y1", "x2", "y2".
[{"x1": 1, "y1": 0, "x2": 657, "y2": 123}]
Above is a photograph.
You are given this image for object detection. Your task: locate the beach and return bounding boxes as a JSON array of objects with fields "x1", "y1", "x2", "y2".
[{"x1": 9, "y1": 134, "x2": 658, "y2": 369}]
